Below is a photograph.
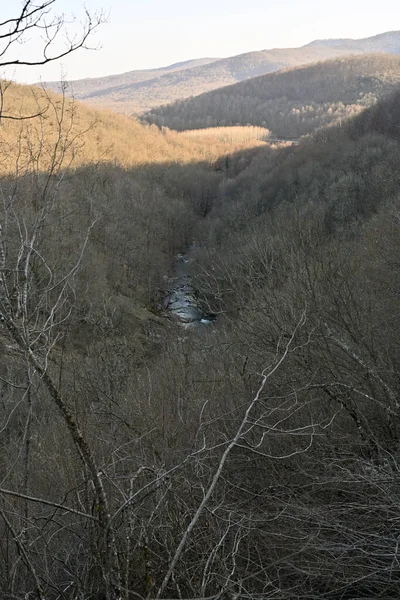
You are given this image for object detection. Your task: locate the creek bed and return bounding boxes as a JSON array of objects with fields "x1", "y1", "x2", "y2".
[{"x1": 163, "y1": 246, "x2": 216, "y2": 328}]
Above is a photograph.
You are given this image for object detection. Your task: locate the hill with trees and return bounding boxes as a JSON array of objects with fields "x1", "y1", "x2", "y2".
[
  {"x1": 144, "y1": 53, "x2": 400, "y2": 137},
  {"x1": 43, "y1": 30, "x2": 400, "y2": 114},
  {"x1": 4, "y1": 10, "x2": 400, "y2": 596},
  {"x1": 4, "y1": 72, "x2": 400, "y2": 598}
]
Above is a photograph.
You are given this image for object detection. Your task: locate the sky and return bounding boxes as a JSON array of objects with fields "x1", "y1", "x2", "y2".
[{"x1": 1, "y1": 0, "x2": 400, "y2": 83}]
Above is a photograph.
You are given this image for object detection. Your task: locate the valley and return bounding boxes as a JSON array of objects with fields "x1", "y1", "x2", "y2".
[{"x1": 2, "y1": 11, "x2": 400, "y2": 599}]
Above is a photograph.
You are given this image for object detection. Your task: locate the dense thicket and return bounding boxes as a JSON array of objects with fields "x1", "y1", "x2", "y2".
[
  {"x1": 2, "y1": 81, "x2": 400, "y2": 600},
  {"x1": 145, "y1": 54, "x2": 400, "y2": 138}
]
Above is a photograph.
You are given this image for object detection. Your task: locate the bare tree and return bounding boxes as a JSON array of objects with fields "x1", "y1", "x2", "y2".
[
  {"x1": 0, "y1": 1, "x2": 106, "y2": 121},
  {"x1": 0, "y1": 72, "x2": 126, "y2": 597}
]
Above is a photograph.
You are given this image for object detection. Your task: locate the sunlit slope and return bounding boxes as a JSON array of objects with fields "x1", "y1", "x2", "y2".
[
  {"x1": 0, "y1": 82, "x2": 261, "y2": 176},
  {"x1": 179, "y1": 126, "x2": 271, "y2": 144},
  {"x1": 145, "y1": 54, "x2": 400, "y2": 138},
  {"x1": 0, "y1": 81, "x2": 267, "y2": 314}
]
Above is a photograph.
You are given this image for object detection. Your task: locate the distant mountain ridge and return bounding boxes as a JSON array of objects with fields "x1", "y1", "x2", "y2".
[
  {"x1": 43, "y1": 57, "x2": 220, "y2": 99},
  {"x1": 43, "y1": 30, "x2": 400, "y2": 115},
  {"x1": 306, "y1": 30, "x2": 400, "y2": 52}
]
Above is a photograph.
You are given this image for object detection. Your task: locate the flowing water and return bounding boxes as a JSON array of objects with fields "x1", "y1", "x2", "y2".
[{"x1": 163, "y1": 245, "x2": 216, "y2": 328}]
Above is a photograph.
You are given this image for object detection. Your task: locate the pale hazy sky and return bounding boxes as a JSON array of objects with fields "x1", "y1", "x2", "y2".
[{"x1": 2, "y1": 0, "x2": 400, "y2": 83}]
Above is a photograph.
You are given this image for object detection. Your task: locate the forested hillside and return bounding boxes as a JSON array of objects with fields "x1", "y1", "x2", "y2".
[
  {"x1": 0, "y1": 82, "x2": 262, "y2": 309},
  {"x1": 145, "y1": 54, "x2": 400, "y2": 137},
  {"x1": 43, "y1": 30, "x2": 400, "y2": 114},
  {"x1": 3, "y1": 77, "x2": 400, "y2": 600}
]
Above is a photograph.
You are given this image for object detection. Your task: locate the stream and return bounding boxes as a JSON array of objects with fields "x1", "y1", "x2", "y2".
[{"x1": 163, "y1": 244, "x2": 216, "y2": 328}]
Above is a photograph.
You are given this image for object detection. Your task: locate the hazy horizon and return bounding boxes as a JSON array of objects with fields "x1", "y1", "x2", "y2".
[{"x1": 2, "y1": 0, "x2": 400, "y2": 84}]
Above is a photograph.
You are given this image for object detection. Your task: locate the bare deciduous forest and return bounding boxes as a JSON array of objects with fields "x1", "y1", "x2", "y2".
[
  {"x1": 144, "y1": 54, "x2": 400, "y2": 138},
  {"x1": 2, "y1": 3, "x2": 400, "y2": 600}
]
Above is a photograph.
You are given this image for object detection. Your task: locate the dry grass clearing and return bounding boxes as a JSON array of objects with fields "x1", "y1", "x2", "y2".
[{"x1": 180, "y1": 125, "x2": 270, "y2": 144}]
